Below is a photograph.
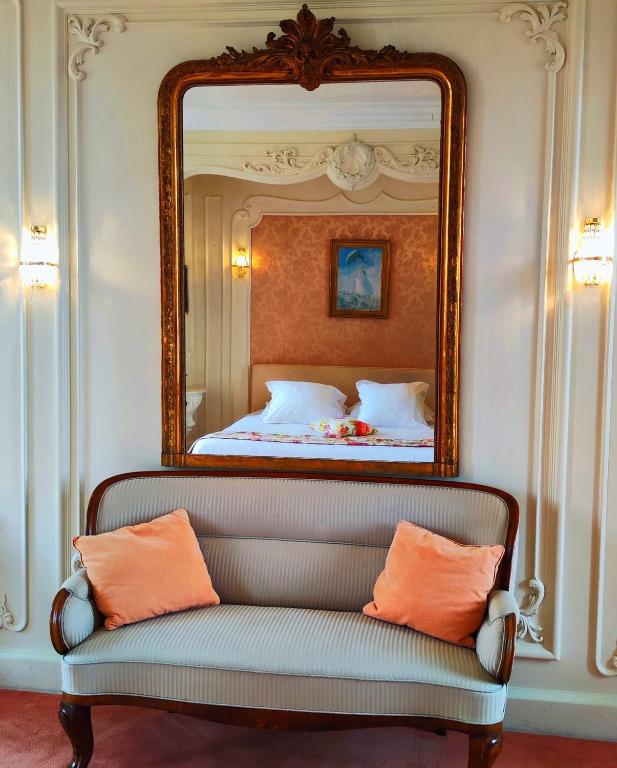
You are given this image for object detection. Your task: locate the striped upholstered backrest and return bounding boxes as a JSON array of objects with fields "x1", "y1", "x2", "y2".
[{"x1": 91, "y1": 475, "x2": 515, "y2": 613}]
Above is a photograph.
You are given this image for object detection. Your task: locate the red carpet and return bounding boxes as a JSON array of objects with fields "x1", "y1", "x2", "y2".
[{"x1": 1, "y1": 690, "x2": 616, "y2": 767}]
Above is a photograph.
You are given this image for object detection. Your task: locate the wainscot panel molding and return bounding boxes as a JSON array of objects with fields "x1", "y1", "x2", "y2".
[
  {"x1": 497, "y1": 0, "x2": 584, "y2": 662},
  {"x1": 593, "y1": 75, "x2": 617, "y2": 675},
  {"x1": 0, "y1": 0, "x2": 29, "y2": 634}
]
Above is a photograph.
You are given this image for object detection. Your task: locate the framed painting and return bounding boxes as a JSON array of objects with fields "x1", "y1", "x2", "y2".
[{"x1": 329, "y1": 240, "x2": 390, "y2": 318}]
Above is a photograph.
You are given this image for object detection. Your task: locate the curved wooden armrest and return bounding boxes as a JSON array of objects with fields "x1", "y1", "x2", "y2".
[
  {"x1": 496, "y1": 612, "x2": 517, "y2": 685},
  {"x1": 50, "y1": 587, "x2": 73, "y2": 655}
]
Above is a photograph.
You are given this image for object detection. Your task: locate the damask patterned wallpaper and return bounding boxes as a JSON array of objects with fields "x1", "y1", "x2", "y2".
[{"x1": 250, "y1": 214, "x2": 438, "y2": 368}]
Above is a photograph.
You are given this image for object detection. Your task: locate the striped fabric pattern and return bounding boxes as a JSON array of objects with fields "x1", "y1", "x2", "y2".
[
  {"x1": 62, "y1": 605, "x2": 506, "y2": 724},
  {"x1": 61, "y1": 595, "x2": 99, "y2": 650},
  {"x1": 96, "y1": 477, "x2": 509, "y2": 546},
  {"x1": 95, "y1": 477, "x2": 509, "y2": 611},
  {"x1": 201, "y1": 537, "x2": 386, "y2": 611}
]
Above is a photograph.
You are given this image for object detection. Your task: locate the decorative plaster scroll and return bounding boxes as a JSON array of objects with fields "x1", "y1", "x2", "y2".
[
  {"x1": 500, "y1": 2, "x2": 567, "y2": 73},
  {"x1": 242, "y1": 139, "x2": 440, "y2": 190},
  {"x1": 374, "y1": 144, "x2": 439, "y2": 172},
  {"x1": 243, "y1": 147, "x2": 332, "y2": 177},
  {"x1": 516, "y1": 578, "x2": 545, "y2": 643},
  {"x1": 67, "y1": 14, "x2": 126, "y2": 82},
  {"x1": 0, "y1": 594, "x2": 15, "y2": 631}
]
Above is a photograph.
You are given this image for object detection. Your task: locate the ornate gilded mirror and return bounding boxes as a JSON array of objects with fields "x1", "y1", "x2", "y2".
[{"x1": 159, "y1": 4, "x2": 465, "y2": 476}]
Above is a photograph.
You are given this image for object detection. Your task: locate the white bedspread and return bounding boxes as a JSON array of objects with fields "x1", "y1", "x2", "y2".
[{"x1": 189, "y1": 411, "x2": 434, "y2": 463}]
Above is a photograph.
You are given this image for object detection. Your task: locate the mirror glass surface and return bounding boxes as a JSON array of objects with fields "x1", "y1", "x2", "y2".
[{"x1": 182, "y1": 81, "x2": 442, "y2": 466}]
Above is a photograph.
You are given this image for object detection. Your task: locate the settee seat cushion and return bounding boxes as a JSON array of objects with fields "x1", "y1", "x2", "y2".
[{"x1": 62, "y1": 604, "x2": 506, "y2": 725}]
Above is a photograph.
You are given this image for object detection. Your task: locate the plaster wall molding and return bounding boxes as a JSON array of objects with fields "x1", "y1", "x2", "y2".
[
  {"x1": 516, "y1": 578, "x2": 545, "y2": 643},
  {"x1": 0, "y1": 0, "x2": 28, "y2": 634},
  {"x1": 240, "y1": 139, "x2": 440, "y2": 189},
  {"x1": 51, "y1": 2, "x2": 516, "y2": 25},
  {"x1": 499, "y1": 1, "x2": 567, "y2": 72},
  {"x1": 0, "y1": 595, "x2": 15, "y2": 631},
  {"x1": 67, "y1": 13, "x2": 126, "y2": 81},
  {"x1": 593, "y1": 190, "x2": 617, "y2": 675},
  {"x1": 499, "y1": 0, "x2": 582, "y2": 661}
]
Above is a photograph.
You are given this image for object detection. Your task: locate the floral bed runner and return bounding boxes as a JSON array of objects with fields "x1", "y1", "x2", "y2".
[{"x1": 205, "y1": 431, "x2": 434, "y2": 448}]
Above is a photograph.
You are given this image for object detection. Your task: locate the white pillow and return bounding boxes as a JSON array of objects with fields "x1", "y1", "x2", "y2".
[
  {"x1": 349, "y1": 397, "x2": 434, "y2": 425},
  {"x1": 353, "y1": 380, "x2": 430, "y2": 428},
  {"x1": 262, "y1": 381, "x2": 347, "y2": 424}
]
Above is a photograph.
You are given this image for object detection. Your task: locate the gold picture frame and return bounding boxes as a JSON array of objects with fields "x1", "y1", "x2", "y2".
[{"x1": 329, "y1": 240, "x2": 390, "y2": 319}]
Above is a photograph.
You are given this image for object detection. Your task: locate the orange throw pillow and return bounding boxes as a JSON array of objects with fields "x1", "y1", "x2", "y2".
[
  {"x1": 73, "y1": 509, "x2": 220, "y2": 630},
  {"x1": 363, "y1": 521, "x2": 504, "y2": 647}
]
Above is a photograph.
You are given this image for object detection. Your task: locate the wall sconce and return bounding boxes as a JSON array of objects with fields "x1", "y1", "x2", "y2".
[
  {"x1": 570, "y1": 217, "x2": 613, "y2": 287},
  {"x1": 19, "y1": 225, "x2": 58, "y2": 288},
  {"x1": 232, "y1": 247, "x2": 250, "y2": 279}
]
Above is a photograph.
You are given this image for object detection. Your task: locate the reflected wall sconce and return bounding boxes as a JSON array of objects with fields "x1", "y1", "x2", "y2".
[
  {"x1": 570, "y1": 217, "x2": 613, "y2": 287},
  {"x1": 232, "y1": 247, "x2": 250, "y2": 279},
  {"x1": 19, "y1": 225, "x2": 58, "y2": 288}
]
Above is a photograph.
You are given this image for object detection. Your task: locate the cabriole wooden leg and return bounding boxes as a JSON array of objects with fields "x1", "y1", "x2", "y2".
[
  {"x1": 58, "y1": 700, "x2": 94, "y2": 768},
  {"x1": 468, "y1": 723, "x2": 502, "y2": 768}
]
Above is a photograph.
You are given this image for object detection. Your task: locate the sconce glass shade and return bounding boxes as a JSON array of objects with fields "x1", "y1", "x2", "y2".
[
  {"x1": 19, "y1": 225, "x2": 58, "y2": 288},
  {"x1": 19, "y1": 262, "x2": 58, "y2": 288},
  {"x1": 571, "y1": 218, "x2": 613, "y2": 286},
  {"x1": 232, "y1": 248, "x2": 250, "y2": 278}
]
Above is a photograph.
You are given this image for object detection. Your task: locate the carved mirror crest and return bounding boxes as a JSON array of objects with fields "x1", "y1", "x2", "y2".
[{"x1": 159, "y1": 4, "x2": 466, "y2": 477}]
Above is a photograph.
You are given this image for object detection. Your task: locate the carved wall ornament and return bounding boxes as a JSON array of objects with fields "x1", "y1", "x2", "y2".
[
  {"x1": 242, "y1": 139, "x2": 440, "y2": 190},
  {"x1": 326, "y1": 139, "x2": 377, "y2": 190},
  {"x1": 373, "y1": 144, "x2": 439, "y2": 172},
  {"x1": 243, "y1": 147, "x2": 332, "y2": 177},
  {"x1": 0, "y1": 594, "x2": 15, "y2": 631},
  {"x1": 205, "y1": 3, "x2": 417, "y2": 92},
  {"x1": 516, "y1": 577, "x2": 545, "y2": 643},
  {"x1": 67, "y1": 14, "x2": 127, "y2": 82},
  {"x1": 500, "y1": 1, "x2": 567, "y2": 73}
]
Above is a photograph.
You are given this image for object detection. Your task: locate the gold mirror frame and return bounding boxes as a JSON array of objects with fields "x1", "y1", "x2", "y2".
[{"x1": 158, "y1": 4, "x2": 466, "y2": 477}]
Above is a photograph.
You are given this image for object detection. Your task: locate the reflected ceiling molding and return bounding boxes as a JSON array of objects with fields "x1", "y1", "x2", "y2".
[
  {"x1": 67, "y1": 14, "x2": 127, "y2": 82},
  {"x1": 239, "y1": 189, "x2": 440, "y2": 229},
  {"x1": 242, "y1": 137, "x2": 440, "y2": 190},
  {"x1": 499, "y1": 1, "x2": 567, "y2": 72}
]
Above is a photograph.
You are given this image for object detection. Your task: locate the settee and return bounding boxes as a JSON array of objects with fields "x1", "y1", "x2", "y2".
[{"x1": 50, "y1": 471, "x2": 519, "y2": 768}]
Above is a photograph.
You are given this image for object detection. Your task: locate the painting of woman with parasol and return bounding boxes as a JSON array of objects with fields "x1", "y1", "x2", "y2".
[{"x1": 329, "y1": 239, "x2": 390, "y2": 318}]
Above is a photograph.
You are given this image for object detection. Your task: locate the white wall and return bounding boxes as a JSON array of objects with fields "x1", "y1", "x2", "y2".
[{"x1": 1, "y1": 0, "x2": 616, "y2": 740}]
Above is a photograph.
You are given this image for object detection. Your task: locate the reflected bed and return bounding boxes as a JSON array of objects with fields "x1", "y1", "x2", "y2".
[{"x1": 190, "y1": 364, "x2": 435, "y2": 463}]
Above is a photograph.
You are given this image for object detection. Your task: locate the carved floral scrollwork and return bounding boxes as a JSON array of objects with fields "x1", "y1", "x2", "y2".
[
  {"x1": 373, "y1": 144, "x2": 439, "y2": 172},
  {"x1": 243, "y1": 147, "x2": 332, "y2": 177},
  {"x1": 499, "y1": 1, "x2": 567, "y2": 73},
  {"x1": 243, "y1": 140, "x2": 440, "y2": 191},
  {"x1": 67, "y1": 14, "x2": 127, "y2": 82},
  {"x1": 208, "y1": 3, "x2": 414, "y2": 92},
  {"x1": 517, "y1": 577, "x2": 545, "y2": 643},
  {"x1": 0, "y1": 594, "x2": 15, "y2": 631}
]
